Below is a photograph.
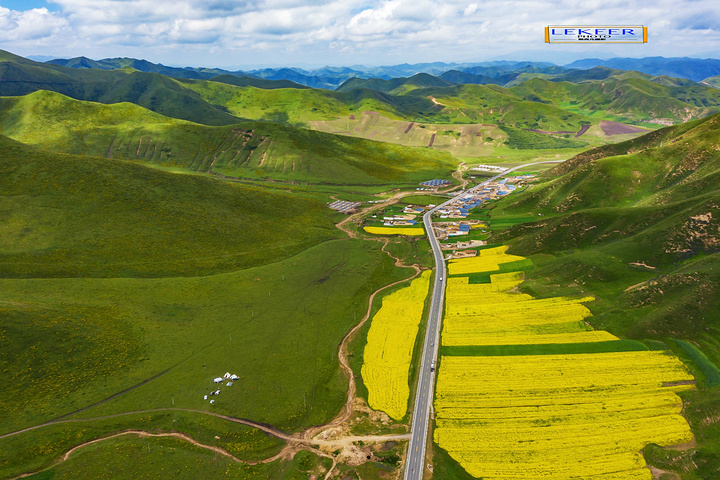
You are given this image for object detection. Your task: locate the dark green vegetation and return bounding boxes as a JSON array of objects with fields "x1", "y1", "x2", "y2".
[
  {"x1": 440, "y1": 340, "x2": 649, "y2": 356},
  {"x1": 672, "y1": 339, "x2": 720, "y2": 389},
  {"x1": 0, "y1": 134, "x2": 337, "y2": 277},
  {"x1": 429, "y1": 444, "x2": 477, "y2": 480},
  {"x1": 499, "y1": 125, "x2": 587, "y2": 149},
  {"x1": 0, "y1": 77, "x2": 437, "y2": 476},
  {"x1": 0, "y1": 50, "x2": 239, "y2": 125},
  {"x1": 488, "y1": 112, "x2": 720, "y2": 479},
  {"x1": 1, "y1": 411, "x2": 285, "y2": 478},
  {"x1": 19, "y1": 434, "x2": 330, "y2": 480}
]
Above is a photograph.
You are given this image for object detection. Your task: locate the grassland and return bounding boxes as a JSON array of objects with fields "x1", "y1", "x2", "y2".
[
  {"x1": 0, "y1": 237, "x2": 412, "y2": 478},
  {"x1": 19, "y1": 433, "x2": 331, "y2": 480},
  {"x1": 0, "y1": 91, "x2": 459, "y2": 186},
  {"x1": 0, "y1": 133, "x2": 338, "y2": 277},
  {"x1": 0, "y1": 125, "x2": 423, "y2": 478}
]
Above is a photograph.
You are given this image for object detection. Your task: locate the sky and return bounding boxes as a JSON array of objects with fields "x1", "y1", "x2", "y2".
[{"x1": 0, "y1": 0, "x2": 719, "y2": 69}]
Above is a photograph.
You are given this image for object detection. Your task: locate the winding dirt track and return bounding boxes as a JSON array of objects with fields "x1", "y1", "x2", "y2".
[{"x1": 7, "y1": 163, "x2": 467, "y2": 479}]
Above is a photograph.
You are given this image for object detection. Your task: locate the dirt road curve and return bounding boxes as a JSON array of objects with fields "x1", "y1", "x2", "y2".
[{"x1": 7, "y1": 163, "x2": 468, "y2": 480}]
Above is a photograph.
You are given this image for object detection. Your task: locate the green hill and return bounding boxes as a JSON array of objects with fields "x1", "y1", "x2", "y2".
[
  {"x1": 335, "y1": 73, "x2": 455, "y2": 94},
  {"x1": 0, "y1": 90, "x2": 456, "y2": 185},
  {"x1": 490, "y1": 113, "x2": 720, "y2": 479},
  {"x1": 510, "y1": 76, "x2": 720, "y2": 123},
  {"x1": 0, "y1": 133, "x2": 338, "y2": 278},
  {"x1": 410, "y1": 83, "x2": 589, "y2": 131},
  {"x1": 0, "y1": 50, "x2": 241, "y2": 125},
  {"x1": 208, "y1": 74, "x2": 310, "y2": 90},
  {"x1": 702, "y1": 75, "x2": 720, "y2": 88}
]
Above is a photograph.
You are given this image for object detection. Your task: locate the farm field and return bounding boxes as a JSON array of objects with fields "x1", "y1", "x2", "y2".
[
  {"x1": 310, "y1": 112, "x2": 618, "y2": 163},
  {"x1": 434, "y1": 249, "x2": 696, "y2": 479},
  {"x1": 362, "y1": 271, "x2": 432, "y2": 420},
  {"x1": 364, "y1": 226, "x2": 425, "y2": 236}
]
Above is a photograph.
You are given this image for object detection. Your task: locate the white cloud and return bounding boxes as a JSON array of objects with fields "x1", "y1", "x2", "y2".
[
  {"x1": 0, "y1": 0, "x2": 718, "y2": 67},
  {"x1": 0, "y1": 7, "x2": 68, "y2": 43}
]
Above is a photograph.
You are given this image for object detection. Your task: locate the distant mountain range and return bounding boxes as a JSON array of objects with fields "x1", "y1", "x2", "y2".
[
  {"x1": 43, "y1": 55, "x2": 720, "y2": 89},
  {"x1": 3, "y1": 49, "x2": 720, "y2": 133},
  {"x1": 565, "y1": 57, "x2": 720, "y2": 83}
]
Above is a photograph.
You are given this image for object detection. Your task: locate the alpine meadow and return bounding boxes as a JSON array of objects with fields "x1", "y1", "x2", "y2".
[{"x1": 2, "y1": 25, "x2": 720, "y2": 480}]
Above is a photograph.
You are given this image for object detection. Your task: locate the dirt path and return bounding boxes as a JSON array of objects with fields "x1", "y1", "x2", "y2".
[
  {"x1": 452, "y1": 161, "x2": 469, "y2": 190},
  {"x1": 302, "y1": 238, "x2": 421, "y2": 443},
  {"x1": 9, "y1": 427, "x2": 365, "y2": 480},
  {"x1": 7, "y1": 172, "x2": 465, "y2": 479}
]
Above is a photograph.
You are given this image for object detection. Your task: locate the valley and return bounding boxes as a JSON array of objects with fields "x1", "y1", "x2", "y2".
[{"x1": 1, "y1": 47, "x2": 720, "y2": 480}]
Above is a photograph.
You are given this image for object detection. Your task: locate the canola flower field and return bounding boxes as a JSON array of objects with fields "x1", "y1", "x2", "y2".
[
  {"x1": 364, "y1": 226, "x2": 425, "y2": 236},
  {"x1": 434, "y1": 247, "x2": 695, "y2": 480},
  {"x1": 362, "y1": 270, "x2": 432, "y2": 420}
]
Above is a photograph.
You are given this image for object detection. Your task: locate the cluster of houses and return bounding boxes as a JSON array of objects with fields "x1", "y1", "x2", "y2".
[
  {"x1": 441, "y1": 239, "x2": 486, "y2": 250},
  {"x1": 434, "y1": 220, "x2": 487, "y2": 239},
  {"x1": 404, "y1": 205, "x2": 427, "y2": 214},
  {"x1": 205, "y1": 372, "x2": 239, "y2": 405},
  {"x1": 436, "y1": 181, "x2": 516, "y2": 219},
  {"x1": 382, "y1": 214, "x2": 418, "y2": 226}
]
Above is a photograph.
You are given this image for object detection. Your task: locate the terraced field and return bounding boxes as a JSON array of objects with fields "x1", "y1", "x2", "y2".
[{"x1": 434, "y1": 248, "x2": 695, "y2": 480}]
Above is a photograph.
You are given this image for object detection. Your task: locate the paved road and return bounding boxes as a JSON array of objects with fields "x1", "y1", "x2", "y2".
[{"x1": 403, "y1": 160, "x2": 564, "y2": 479}]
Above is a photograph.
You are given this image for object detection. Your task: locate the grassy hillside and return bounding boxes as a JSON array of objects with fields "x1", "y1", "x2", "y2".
[
  {"x1": 511, "y1": 76, "x2": 720, "y2": 124},
  {"x1": 0, "y1": 133, "x2": 338, "y2": 277},
  {"x1": 489, "y1": 112, "x2": 720, "y2": 479},
  {"x1": 0, "y1": 54, "x2": 241, "y2": 126},
  {"x1": 0, "y1": 238, "x2": 409, "y2": 478},
  {"x1": 335, "y1": 73, "x2": 455, "y2": 94},
  {"x1": 0, "y1": 91, "x2": 457, "y2": 185},
  {"x1": 407, "y1": 83, "x2": 589, "y2": 131}
]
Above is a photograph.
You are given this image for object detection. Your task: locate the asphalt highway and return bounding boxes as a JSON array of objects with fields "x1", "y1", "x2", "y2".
[{"x1": 403, "y1": 160, "x2": 564, "y2": 479}]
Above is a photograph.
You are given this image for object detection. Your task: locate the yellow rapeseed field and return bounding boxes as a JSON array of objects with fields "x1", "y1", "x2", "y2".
[
  {"x1": 434, "y1": 353, "x2": 694, "y2": 480},
  {"x1": 363, "y1": 226, "x2": 425, "y2": 236},
  {"x1": 362, "y1": 270, "x2": 431, "y2": 420},
  {"x1": 435, "y1": 247, "x2": 696, "y2": 479},
  {"x1": 447, "y1": 245, "x2": 525, "y2": 275}
]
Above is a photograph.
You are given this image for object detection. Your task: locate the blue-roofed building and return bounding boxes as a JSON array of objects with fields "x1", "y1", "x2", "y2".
[{"x1": 420, "y1": 179, "x2": 451, "y2": 187}]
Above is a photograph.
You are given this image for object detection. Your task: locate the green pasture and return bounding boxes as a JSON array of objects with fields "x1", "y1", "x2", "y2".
[
  {"x1": 440, "y1": 340, "x2": 649, "y2": 357},
  {"x1": 0, "y1": 239, "x2": 409, "y2": 476},
  {"x1": 19, "y1": 434, "x2": 328, "y2": 480},
  {"x1": 0, "y1": 134, "x2": 338, "y2": 277}
]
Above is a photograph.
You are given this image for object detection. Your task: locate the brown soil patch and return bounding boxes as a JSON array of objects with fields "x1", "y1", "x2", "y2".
[
  {"x1": 600, "y1": 120, "x2": 650, "y2": 135},
  {"x1": 575, "y1": 124, "x2": 590, "y2": 137}
]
